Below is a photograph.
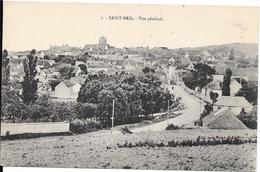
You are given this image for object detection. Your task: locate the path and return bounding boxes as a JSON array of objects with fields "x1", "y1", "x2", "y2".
[{"x1": 132, "y1": 85, "x2": 203, "y2": 132}]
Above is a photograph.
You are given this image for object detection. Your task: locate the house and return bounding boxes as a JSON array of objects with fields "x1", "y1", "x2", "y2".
[
  {"x1": 10, "y1": 60, "x2": 24, "y2": 77},
  {"x1": 87, "y1": 61, "x2": 110, "y2": 73},
  {"x1": 54, "y1": 80, "x2": 81, "y2": 99},
  {"x1": 180, "y1": 53, "x2": 192, "y2": 66},
  {"x1": 70, "y1": 75, "x2": 87, "y2": 85},
  {"x1": 74, "y1": 67, "x2": 83, "y2": 77},
  {"x1": 201, "y1": 81, "x2": 223, "y2": 102},
  {"x1": 168, "y1": 58, "x2": 175, "y2": 65},
  {"x1": 229, "y1": 79, "x2": 242, "y2": 96},
  {"x1": 36, "y1": 70, "x2": 48, "y2": 83},
  {"x1": 37, "y1": 59, "x2": 56, "y2": 68},
  {"x1": 214, "y1": 96, "x2": 253, "y2": 115},
  {"x1": 202, "y1": 108, "x2": 247, "y2": 129},
  {"x1": 45, "y1": 60, "x2": 56, "y2": 67},
  {"x1": 212, "y1": 75, "x2": 224, "y2": 82},
  {"x1": 223, "y1": 60, "x2": 237, "y2": 68},
  {"x1": 38, "y1": 82, "x2": 52, "y2": 95},
  {"x1": 215, "y1": 67, "x2": 257, "y2": 82}
]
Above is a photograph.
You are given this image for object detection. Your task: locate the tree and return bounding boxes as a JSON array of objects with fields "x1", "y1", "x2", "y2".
[
  {"x1": 59, "y1": 66, "x2": 75, "y2": 79},
  {"x1": 236, "y1": 80, "x2": 257, "y2": 105},
  {"x1": 210, "y1": 91, "x2": 219, "y2": 104},
  {"x1": 238, "y1": 106, "x2": 257, "y2": 129},
  {"x1": 21, "y1": 49, "x2": 38, "y2": 105},
  {"x1": 183, "y1": 63, "x2": 215, "y2": 90},
  {"x1": 77, "y1": 70, "x2": 177, "y2": 127},
  {"x1": 222, "y1": 68, "x2": 232, "y2": 96},
  {"x1": 77, "y1": 80, "x2": 104, "y2": 104},
  {"x1": 229, "y1": 47, "x2": 235, "y2": 60},
  {"x1": 78, "y1": 64, "x2": 88, "y2": 74},
  {"x1": 1, "y1": 86, "x2": 21, "y2": 121},
  {"x1": 2, "y1": 49, "x2": 10, "y2": 85},
  {"x1": 74, "y1": 103, "x2": 97, "y2": 120},
  {"x1": 142, "y1": 66, "x2": 155, "y2": 74},
  {"x1": 201, "y1": 103, "x2": 213, "y2": 118},
  {"x1": 48, "y1": 79, "x2": 61, "y2": 91}
]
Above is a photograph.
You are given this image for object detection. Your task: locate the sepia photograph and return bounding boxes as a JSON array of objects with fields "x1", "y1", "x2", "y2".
[{"x1": 1, "y1": 1, "x2": 259, "y2": 171}]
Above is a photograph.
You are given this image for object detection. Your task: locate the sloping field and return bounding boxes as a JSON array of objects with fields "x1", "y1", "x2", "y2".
[{"x1": 0, "y1": 129, "x2": 257, "y2": 171}]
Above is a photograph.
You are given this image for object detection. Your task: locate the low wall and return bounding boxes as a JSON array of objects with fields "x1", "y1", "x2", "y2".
[{"x1": 1, "y1": 122, "x2": 70, "y2": 136}]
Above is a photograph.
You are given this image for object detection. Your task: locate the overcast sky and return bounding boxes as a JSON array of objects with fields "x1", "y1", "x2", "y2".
[{"x1": 3, "y1": 2, "x2": 259, "y2": 51}]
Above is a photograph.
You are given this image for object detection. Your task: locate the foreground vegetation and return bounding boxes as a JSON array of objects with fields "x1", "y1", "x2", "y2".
[{"x1": 117, "y1": 136, "x2": 256, "y2": 148}]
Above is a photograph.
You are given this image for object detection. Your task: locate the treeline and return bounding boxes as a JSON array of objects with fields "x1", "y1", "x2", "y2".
[
  {"x1": 1, "y1": 90, "x2": 96, "y2": 123},
  {"x1": 2, "y1": 70, "x2": 176, "y2": 126},
  {"x1": 1, "y1": 49, "x2": 176, "y2": 126}
]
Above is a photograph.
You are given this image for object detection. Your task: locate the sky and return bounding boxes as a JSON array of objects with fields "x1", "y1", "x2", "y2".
[{"x1": 3, "y1": 2, "x2": 259, "y2": 51}]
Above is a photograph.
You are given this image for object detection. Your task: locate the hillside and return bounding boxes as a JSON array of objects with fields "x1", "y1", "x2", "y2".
[{"x1": 182, "y1": 43, "x2": 258, "y2": 59}]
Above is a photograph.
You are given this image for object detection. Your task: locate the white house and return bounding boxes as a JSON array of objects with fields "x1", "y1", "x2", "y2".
[
  {"x1": 212, "y1": 75, "x2": 224, "y2": 82},
  {"x1": 229, "y1": 79, "x2": 242, "y2": 96},
  {"x1": 201, "y1": 81, "x2": 222, "y2": 102},
  {"x1": 214, "y1": 96, "x2": 253, "y2": 115},
  {"x1": 74, "y1": 67, "x2": 82, "y2": 76},
  {"x1": 54, "y1": 80, "x2": 81, "y2": 99},
  {"x1": 36, "y1": 70, "x2": 48, "y2": 83}
]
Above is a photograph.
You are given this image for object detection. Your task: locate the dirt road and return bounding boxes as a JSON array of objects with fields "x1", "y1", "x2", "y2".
[{"x1": 132, "y1": 85, "x2": 203, "y2": 132}]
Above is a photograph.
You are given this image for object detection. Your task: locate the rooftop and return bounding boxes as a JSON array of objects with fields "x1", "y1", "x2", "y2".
[{"x1": 214, "y1": 96, "x2": 252, "y2": 108}]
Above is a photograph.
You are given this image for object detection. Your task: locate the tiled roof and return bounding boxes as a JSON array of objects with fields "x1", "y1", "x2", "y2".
[
  {"x1": 203, "y1": 81, "x2": 222, "y2": 90},
  {"x1": 62, "y1": 80, "x2": 75, "y2": 87}
]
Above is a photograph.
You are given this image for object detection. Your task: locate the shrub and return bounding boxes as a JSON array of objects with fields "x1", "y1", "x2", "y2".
[
  {"x1": 117, "y1": 136, "x2": 256, "y2": 148},
  {"x1": 69, "y1": 119, "x2": 101, "y2": 134},
  {"x1": 121, "y1": 127, "x2": 133, "y2": 134},
  {"x1": 238, "y1": 107, "x2": 257, "y2": 129},
  {"x1": 166, "y1": 124, "x2": 180, "y2": 130}
]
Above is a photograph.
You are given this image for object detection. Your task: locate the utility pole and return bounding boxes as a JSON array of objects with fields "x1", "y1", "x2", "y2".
[
  {"x1": 167, "y1": 100, "x2": 170, "y2": 126},
  {"x1": 111, "y1": 99, "x2": 115, "y2": 134}
]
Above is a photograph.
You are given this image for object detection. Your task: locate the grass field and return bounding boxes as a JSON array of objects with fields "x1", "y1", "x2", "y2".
[{"x1": 0, "y1": 129, "x2": 257, "y2": 171}]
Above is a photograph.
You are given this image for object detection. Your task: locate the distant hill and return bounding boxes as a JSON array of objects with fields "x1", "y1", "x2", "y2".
[{"x1": 177, "y1": 43, "x2": 258, "y2": 59}]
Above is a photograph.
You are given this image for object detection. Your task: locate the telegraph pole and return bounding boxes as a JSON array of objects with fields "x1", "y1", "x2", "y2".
[
  {"x1": 167, "y1": 100, "x2": 170, "y2": 126},
  {"x1": 111, "y1": 99, "x2": 115, "y2": 134}
]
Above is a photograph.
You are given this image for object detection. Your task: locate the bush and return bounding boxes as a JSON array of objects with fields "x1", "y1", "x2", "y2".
[
  {"x1": 238, "y1": 107, "x2": 257, "y2": 129},
  {"x1": 69, "y1": 119, "x2": 101, "y2": 134},
  {"x1": 166, "y1": 124, "x2": 180, "y2": 130},
  {"x1": 121, "y1": 127, "x2": 133, "y2": 134}
]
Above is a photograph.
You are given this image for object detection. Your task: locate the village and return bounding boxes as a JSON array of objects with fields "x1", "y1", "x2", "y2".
[
  {"x1": 4, "y1": 37, "x2": 257, "y2": 128},
  {"x1": 1, "y1": 37, "x2": 258, "y2": 170}
]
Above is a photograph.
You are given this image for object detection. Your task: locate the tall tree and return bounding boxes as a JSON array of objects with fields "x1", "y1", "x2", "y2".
[
  {"x1": 21, "y1": 49, "x2": 38, "y2": 105},
  {"x1": 229, "y1": 47, "x2": 235, "y2": 60},
  {"x1": 2, "y1": 49, "x2": 10, "y2": 85},
  {"x1": 222, "y1": 68, "x2": 232, "y2": 96}
]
